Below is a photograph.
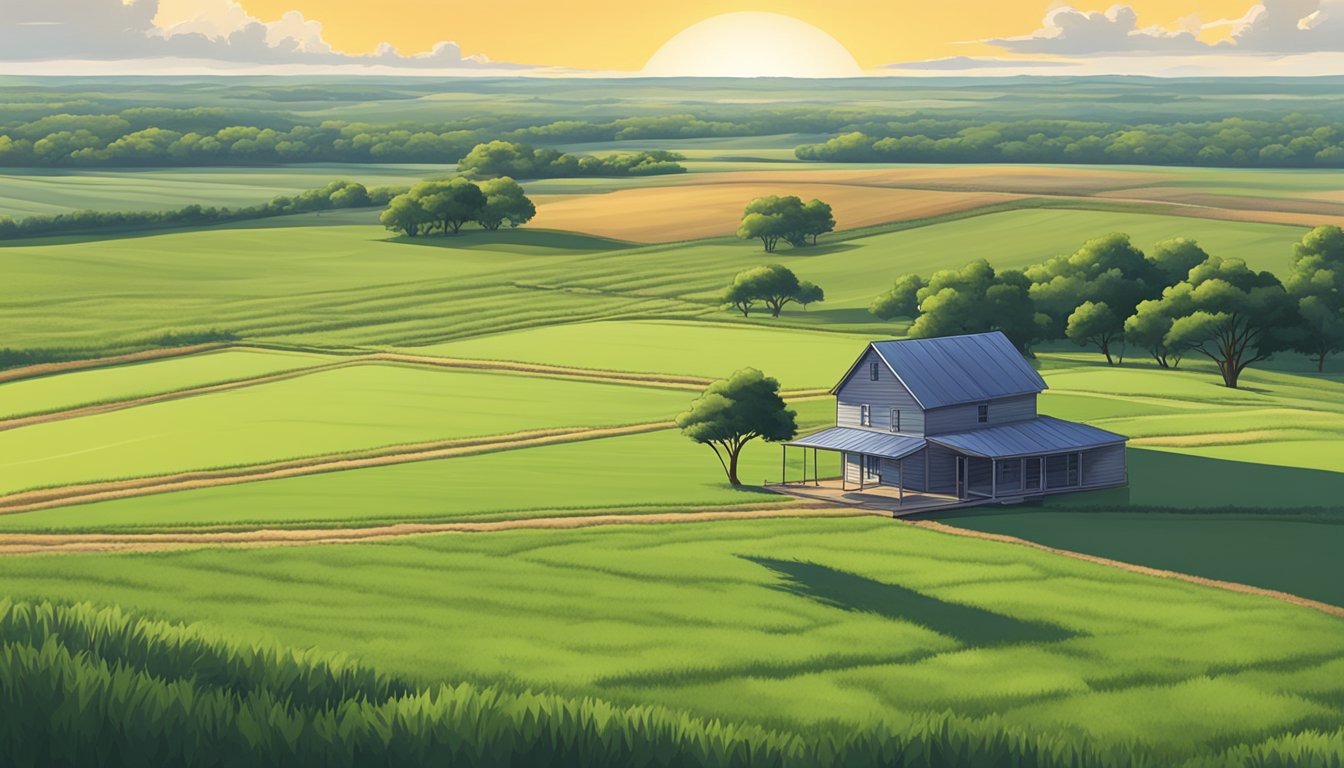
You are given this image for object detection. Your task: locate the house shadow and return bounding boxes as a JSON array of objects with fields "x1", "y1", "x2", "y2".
[{"x1": 742, "y1": 556, "x2": 1075, "y2": 646}]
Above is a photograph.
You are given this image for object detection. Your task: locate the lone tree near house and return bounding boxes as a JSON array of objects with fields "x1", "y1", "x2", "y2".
[
  {"x1": 1285, "y1": 225, "x2": 1344, "y2": 372},
  {"x1": 1066, "y1": 301, "x2": 1124, "y2": 365},
  {"x1": 676, "y1": 368, "x2": 797, "y2": 486},
  {"x1": 737, "y1": 195, "x2": 833, "y2": 252},
  {"x1": 721, "y1": 265, "x2": 822, "y2": 317}
]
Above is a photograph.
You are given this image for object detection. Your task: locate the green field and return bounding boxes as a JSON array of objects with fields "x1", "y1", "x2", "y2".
[
  {"x1": 0, "y1": 164, "x2": 445, "y2": 217},
  {"x1": 0, "y1": 347, "x2": 330, "y2": 419},
  {"x1": 413, "y1": 320, "x2": 870, "y2": 389},
  {"x1": 0, "y1": 364, "x2": 692, "y2": 493},
  {"x1": 0, "y1": 516, "x2": 1340, "y2": 760},
  {"x1": 0, "y1": 208, "x2": 1308, "y2": 352}
]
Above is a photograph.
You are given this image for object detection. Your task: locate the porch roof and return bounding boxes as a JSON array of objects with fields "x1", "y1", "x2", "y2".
[
  {"x1": 787, "y1": 427, "x2": 927, "y2": 460},
  {"x1": 928, "y1": 415, "x2": 1126, "y2": 459}
]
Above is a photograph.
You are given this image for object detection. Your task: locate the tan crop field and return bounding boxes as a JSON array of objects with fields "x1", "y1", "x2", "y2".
[{"x1": 531, "y1": 184, "x2": 1020, "y2": 242}]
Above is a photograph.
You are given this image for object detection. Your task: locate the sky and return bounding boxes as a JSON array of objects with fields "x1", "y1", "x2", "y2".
[{"x1": 3, "y1": 0, "x2": 1344, "y2": 76}]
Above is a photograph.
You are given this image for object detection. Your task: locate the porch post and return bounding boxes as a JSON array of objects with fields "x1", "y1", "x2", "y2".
[
  {"x1": 813, "y1": 448, "x2": 819, "y2": 487},
  {"x1": 841, "y1": 452, "x2": 848, "y2": 491},
  {"x1": 898, "y1": 458, "x2": 904, "y2": 505},
  {"x1": 781, "y1": 445, "x2": 786, "y2": 485},
  {"x1": 858, "y1": 455, "x2": 865, "y2": 491},
  {"x1": 924, "y1": 446, "x2": 930, "y2": 492},
  {"x1": 991, "y1": 459, "x2": 997, "y2": 498}
]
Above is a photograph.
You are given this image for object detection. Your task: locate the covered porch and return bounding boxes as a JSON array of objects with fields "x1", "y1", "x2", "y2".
[{"x1": 773, "y1": 426, "x2": 932, "y2": 510}]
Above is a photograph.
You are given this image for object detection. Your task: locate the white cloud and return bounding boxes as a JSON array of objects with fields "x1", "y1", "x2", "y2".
[
  {"x1": 0, "y1": 0, "x2": 514, "y2": 70},
  {"x1": 989, "y1": 0, "x2": 1344, "y2": 55}
]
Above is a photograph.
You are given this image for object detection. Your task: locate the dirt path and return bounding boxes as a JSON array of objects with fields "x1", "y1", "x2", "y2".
[
  {"x1": 0, "y1": 421, "x2": 674, "y2": 516},
  {"x1": 0, "y1": 504, "x2": 862, "y2": 554},
  {"x1": 908, "y1": 520, "x2": 1344, "y2": 620}
]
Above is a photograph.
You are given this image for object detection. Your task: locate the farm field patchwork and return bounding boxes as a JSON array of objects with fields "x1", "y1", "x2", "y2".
[
  {"x1": 0, "y1": 516, "x2": 1339, "y2": 760},
  {"x1": 0, "y1": 363, "x2": 692, "y2": 494}
]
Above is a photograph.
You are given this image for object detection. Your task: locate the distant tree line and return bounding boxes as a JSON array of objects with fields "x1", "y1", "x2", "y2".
[
  {"x1": 797, "y1": 116, "x2": 1344, "y2": 168},
  {"x1": 871, "y1": 225, "x2": 1344, "y2": 387},
  {"x1": 737, "y1": 196, "x2": 835, "y2": 252},
  {"x1": 0, "y1": 180, "x2": 399, "y2": 241},
  {"x1": 458, "y1": 141, "x2": 685, "y2": 179},
  {"x1": 380, "y1": 178, "x2": 536, "y2": 237}
]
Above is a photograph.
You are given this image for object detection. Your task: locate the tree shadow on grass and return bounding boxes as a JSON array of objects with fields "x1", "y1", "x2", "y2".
[{"x1": 743, "y1": 556, "x2": 1075, "y2": 646}]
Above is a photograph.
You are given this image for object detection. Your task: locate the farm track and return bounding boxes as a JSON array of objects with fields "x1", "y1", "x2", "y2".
[
  {"x1": 908, "y1": 520, "x2": 1344, "y2": 620},
  {"x1": 0, "y1": 421, "x2": 675, "y2": 516},
  {"x1": 0, "y1": 504, "x2": 862, "y2": 554}
]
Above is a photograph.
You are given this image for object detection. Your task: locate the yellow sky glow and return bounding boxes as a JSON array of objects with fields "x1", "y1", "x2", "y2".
[{"x1": 227, "y1": 0, "x2": 1256, "y2": 70}]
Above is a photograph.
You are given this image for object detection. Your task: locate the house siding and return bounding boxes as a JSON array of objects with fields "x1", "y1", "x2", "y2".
[
  {"x1": 925, "y1": 444, "x2": 959, "y2": 494},
  {"x1": 835, "y1": 348, "x2": 925, "y2": 434},
  {"x1": 878, "y1": 450, "x2": 926, "y2": 491},
  {"x1": 1082, "y1": 444, "x2": 1127, "y2": 487},
  {"x1": 923, "y1": 394, "x2": 1037, "y2": 436}
]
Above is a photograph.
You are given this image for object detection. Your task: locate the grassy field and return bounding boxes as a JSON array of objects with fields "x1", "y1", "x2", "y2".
[
  {"x1": 0, "y1": 164, "x2": 445, "y2": 217},
  {"x1": 0, "y1": 209, "x2": 1308, "y2": 352},
  {"x1": 0, "y1": 347, "x2": 330, "y2": 419},
  {"x1": 0, "y1": 364, "x2": 692, "y2": 494},
  {"x1": 0, "y1": 516, "x2": 1340, "y2": 760},
  {"x1": 413, "y1": 320, "x2": 870, "y2": 389}
]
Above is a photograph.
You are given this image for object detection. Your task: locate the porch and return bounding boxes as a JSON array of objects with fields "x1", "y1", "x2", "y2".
[{"x1": 764, "y1": 478, "x2": 969, "y2": 516}]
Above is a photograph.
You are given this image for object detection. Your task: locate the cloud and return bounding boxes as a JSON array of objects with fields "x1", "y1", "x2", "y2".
[
  {"x1": 0, "y1": 0, "x2": 511, "y2": 69},
  {"x1": 989, "y1": 1, "x2": 1344, "y2": 55}
]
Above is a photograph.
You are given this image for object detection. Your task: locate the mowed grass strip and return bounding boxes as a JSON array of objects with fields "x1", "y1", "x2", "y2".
[
  {"x1": 0, "y1": 347, "x2": 333, "y2": 420},
  {"x1": 411, "y1": 320, "x2": 871, "y2": 390},
  {"x1": 0, "y1": 399, "x2": 838, "y2": 532},
  {"x1": 0, "y1": 363, "x2": 694, "y2": 495},
  {"x1": 0, "y1": 516, "x2": 1339, "y2": 758}
]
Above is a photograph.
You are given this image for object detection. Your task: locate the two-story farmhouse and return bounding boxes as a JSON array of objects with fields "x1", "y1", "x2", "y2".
[{"x1": 785, "y1": 331, "x2": 1127, "y2": 504}]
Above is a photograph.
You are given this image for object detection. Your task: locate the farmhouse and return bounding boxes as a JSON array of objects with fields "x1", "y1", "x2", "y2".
[{"x1": 783, "y1": 331, "x2": 1127, "y2": 506}]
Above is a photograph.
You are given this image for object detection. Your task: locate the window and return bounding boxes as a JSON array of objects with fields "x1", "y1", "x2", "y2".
[
  {"x1": 864, "y1": 455, "x2": 881, "y2": 481},
  {"x1": 860, "y1": 404, "x2": 871, "y2": 426},
  {"x1": 890, "y1": 408, "x2": 901, "y2": 433},
  {"x1": 977, "y1": 403, "x2": 989, "y2": 423},
  {"x1": 869, "y1": 361, "x2": 879, "y2": 381}
]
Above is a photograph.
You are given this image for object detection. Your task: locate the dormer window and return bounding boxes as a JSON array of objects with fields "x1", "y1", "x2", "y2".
[
  {"x1": 869, "y1": 362, "x2": 879, "y2": 381},
  {"x1": 978, "y1": 403, "x2": 989, "y2": 423}
]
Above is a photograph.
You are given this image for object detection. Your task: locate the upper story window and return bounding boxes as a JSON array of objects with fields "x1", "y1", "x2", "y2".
[
  {"x1": 978, "y1": 403, "x2": 989, "y2": 423},
  {"x1": 869, "y1": 362, "x2": 879, "y2": 381},
  {"x1": 890, "y1": 409, "x2": 901, "y2": 433},
  {"x1": 860, "y1": 404, "x2": 871, "y2": 426}
]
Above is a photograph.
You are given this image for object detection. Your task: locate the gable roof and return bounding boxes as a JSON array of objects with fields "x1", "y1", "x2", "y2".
[{"x1": 833, "y1": 331, "x2": 1047, "y2": 410}]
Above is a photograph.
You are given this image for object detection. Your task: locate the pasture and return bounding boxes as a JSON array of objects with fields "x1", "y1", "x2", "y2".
[{"x1": 0, "y1": 516, "x2": 1340, "y2": 761}]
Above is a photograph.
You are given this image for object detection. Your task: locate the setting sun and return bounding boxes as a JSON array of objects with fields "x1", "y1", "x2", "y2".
[{"x1": 642, "y1": 12, "x2": 863, "y2": 78}]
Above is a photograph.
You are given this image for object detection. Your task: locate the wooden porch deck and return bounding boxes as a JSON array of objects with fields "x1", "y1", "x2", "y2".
[{"x1": 764, "y1": 479, "x2": 984, "y2": 517}]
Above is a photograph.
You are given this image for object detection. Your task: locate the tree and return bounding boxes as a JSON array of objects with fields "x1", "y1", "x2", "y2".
[
  {"x1": 722, "y1": 280, "x2": 757, "y2": 317},
  {"x1": 1148, "y1": 237, "x2": 1210, "y2": 285},
  {"x1": 1285, "y1": 225, "x2": 1344, "y2": 371},
  {"x1": 903, "y1": 260, "x2": 1048, "y2": 353},
  {"x1": 1066, "y1": 301, "x2": 1124, "y2": 365},
  {"x1": 1153, "y1": 255, "x2": 1300, "y2": 388},
  {"x1": 736, "y1": 196, "x2": 832, "y2": 252},
  {"x1": 477, "y1": 177, "x2": 536, "y2": 230},
  {"x1": 417, "y1": 178, "x2": 486, "y2": 235},
  {"x1": 379, "y1": 194, "x2": 432, "y2": 237},
  {"x1": 870, "y1": 274, "x2": 927, "y2": 320},
  {"x1": 1124, "y1": 298, "x2": 1183, "y2": 368},
  {"x1": 739, "y1": 265, "x2": 802, "y2": 317},
  {"x1": 795, "y1": 281, "x2": 825, "y2": 310},
  {"x1": 676, "y1": 368, "x2": 797, "y2": 486},
  {"x1": 1026, "y1": 233, "x2": 1164, "y2": 341}
]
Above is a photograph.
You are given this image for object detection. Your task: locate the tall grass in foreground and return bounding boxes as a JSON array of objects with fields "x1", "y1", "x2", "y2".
[{"x1": 0, "y1": 599, "x2": 1339, "y2": 767}]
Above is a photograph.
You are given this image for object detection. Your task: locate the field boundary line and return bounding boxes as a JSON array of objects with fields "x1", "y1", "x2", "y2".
[
  {"x1": 0, "y1": 344, "x2": 230, "y2": 385},
  {"x1": 908, "y1": 520, "x2": 1344, "y2": 620},
  {"x1": 0, "y1": 504, "x2": 863, "y2": 555},
  {"x1": 0, "y1": 421, "x2": 674, "y2": 516}
]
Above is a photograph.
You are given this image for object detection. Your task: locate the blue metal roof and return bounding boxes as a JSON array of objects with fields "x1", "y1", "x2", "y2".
[
  {"x1": 788, "y1": 427, "x2": 926, "y2": 460},
  {"x1": 844, "y1": 332, "x2": 1048, "y2": 410},
  {"x1": 929, "y1": 416, "x2": 1126, "y2": 459}
]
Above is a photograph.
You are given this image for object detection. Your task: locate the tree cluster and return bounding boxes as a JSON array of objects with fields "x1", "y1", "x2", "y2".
[
  {"x1": 722, "y1": 265, "x2": 824, "y2": 318},
  {"x1": 797, "y1": 116, "x2": 1344, "y2": 168},
  {"x1": 379, "y1": 177, "x2": 536, "y2": 237},
  {"x1": 736, "y1": 196, "x2": 835, "y2": 253},
  {"x1": 0, "y1": 180, "x2": 397, "y2": 241},
  {"x1": 871, "y1": 226, "x2": 1344, "y2": 387},
  {"x1": 457, "y1": 141, "x2": 685, "y2": 179}
]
